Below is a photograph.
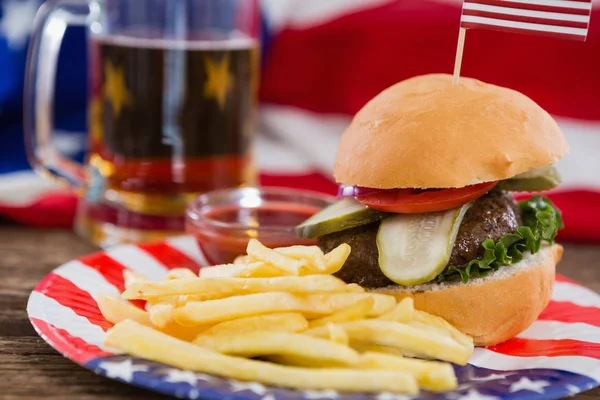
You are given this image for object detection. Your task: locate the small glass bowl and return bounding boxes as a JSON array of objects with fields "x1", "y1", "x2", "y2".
[{"x1": 186, "y1": 187, "x2": 336, "y2": 265}]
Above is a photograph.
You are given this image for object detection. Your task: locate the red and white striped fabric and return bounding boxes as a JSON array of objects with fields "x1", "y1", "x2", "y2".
[
  {"x1": 4, "y1": 0, "x2": 600, "y2": 245},
  {"x1": 27, "y1": 238, "x2": 600, "y2": 383},
  {"x1": 460, "y1": 0, "x2": 593, "y2": 41}
]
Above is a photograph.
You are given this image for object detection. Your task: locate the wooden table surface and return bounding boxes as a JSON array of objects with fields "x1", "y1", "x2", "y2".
[{"x1": 1, "y1": 225, "x2": 599, "y2": 400}]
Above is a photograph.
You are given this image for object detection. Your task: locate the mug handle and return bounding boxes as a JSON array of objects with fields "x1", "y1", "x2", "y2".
[{"x1": 24, "y1": 0, "x2": 92, "y2": 188}]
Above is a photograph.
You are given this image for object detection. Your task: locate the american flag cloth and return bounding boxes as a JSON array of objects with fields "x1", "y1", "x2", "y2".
[
  {"x1": 26, "y1": 237, "x2": 600, "y2": 399},
  {"x1": 460, "y1": 0, "x2": 593, "y2": 41},
  {"x1": 1, "y1": 0, "x2": 600, "y2": 243}
]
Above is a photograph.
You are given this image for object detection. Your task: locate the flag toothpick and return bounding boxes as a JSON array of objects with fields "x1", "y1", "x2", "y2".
[
  {"x1": 453, "y1": 0, "x2": 593, "y2": 85},
  {"x1": 452, "y1": 27, "x2": 467, "y2": 85}
]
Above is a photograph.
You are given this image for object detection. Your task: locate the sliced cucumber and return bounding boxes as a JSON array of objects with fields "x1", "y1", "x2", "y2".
[
  {"x1": 498, "y1": 165, "x2": 561, "y2": 192},
  {"x1": 376, "y1": 204, "x2": 471, "y2": 285},
  {"x1": 511, "y1": 165, "x2": 558, "y2": 180},
  {"x1": 295, "y1": 198, "x2": 387, "y2": 239}
]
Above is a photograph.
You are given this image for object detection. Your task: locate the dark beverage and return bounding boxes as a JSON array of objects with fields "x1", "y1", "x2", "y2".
[
  {"x1": 87, "y1": 35, "x2": 259, "y2": 214},
  {"x1": 25, "y1": 0, "x2": 261, "y2": 247}
]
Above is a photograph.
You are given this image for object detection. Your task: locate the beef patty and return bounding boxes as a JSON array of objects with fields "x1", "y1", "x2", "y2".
[{"x1": 317, "y1": 190, "x2": 522, "y2": 288}]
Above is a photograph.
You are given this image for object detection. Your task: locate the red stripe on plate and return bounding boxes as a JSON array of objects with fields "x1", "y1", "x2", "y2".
[
  {"x1": 78, "y1": 253, "x2": 145, "y2": 310},
  {"x1": 462, "y1": 9, "x2": 589, "y2": 28},
  {"x1": 137, "y1": 242, "x2": 200, "y2": 274},
  {"x1": 489, "y1": 337, "x2": 600, "y2": 358},
  {"x1": 30, "y1": 317, "x2": 112, "y2": 364},
  {"x1": 539, "y1": 301, "x2": 600, "y2": 328},
  {"x1": 460, "y1": 21, "x2": 586, "y2": 40},
  {"x1": 463, "y1": 0, "x2": 591, "y2": 15},
  {"x1": 78, "y1": 253, "x2": 128, "y2": 292},
  {"x1": 35, "y1": 273, "x2": 113, "y2": 331}
]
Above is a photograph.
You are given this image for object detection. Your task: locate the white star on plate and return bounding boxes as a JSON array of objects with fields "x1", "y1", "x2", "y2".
[
  {"x1": 262, "y1": 395, "x2": 276, "y2": 400},
  {"x1": 375, "y1": 392, "x2": 411, "y2": 400},
  {"x1": 229, "y1": 380, "x2": 268, "y2": 395},
  {"x1": 566, "y1": 384, "x2": 581, "y2": 396},
  {"x1": 194, "y1": 372, "x2": 214, "y2": 382},
  {"x1": 471, "y1": 372, "x2": 514, "y2": 382},
  {"x1": 509, "y1": 377, "x2": 550, "y2": 394},
  {"x1": 459, "y1": 389, "x2": 499, "y2": 400},
  {"x1": 188, "y1": 389, "x2": 200, "y2": 399},
  {"x1": 98, "y1": 359, "x2": 148, "y2": 382},
  {"x1": 303, "y1": 389, "x2": 339, "y2": 399},
  {"x1": 0, "y1": 0, "x2": 40, "y2": 49},
  {"x1": 456, "y1": 383, "x2": 475, "y2": 391},
  {"x1": 162, "y1": 369, "x2": 201, "y2": 385}
]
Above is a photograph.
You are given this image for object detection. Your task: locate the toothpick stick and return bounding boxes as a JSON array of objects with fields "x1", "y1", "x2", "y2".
[{"x1": 452, "y1": 28, "x2": 467, "y2": 85}]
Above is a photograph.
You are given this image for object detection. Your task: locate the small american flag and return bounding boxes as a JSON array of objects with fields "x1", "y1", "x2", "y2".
[{"x1": 460, "y1": 0, "x2": 593, "y2": 41}]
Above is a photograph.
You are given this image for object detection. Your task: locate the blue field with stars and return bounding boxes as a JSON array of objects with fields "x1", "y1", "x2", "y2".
[{"x1": 87, "y1": 354, "x2": 598, "y2": 400}]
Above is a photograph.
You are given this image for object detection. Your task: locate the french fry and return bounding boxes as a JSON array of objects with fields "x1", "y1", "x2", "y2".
[
  {"x1": 233, "y1": 255, "x2": 252, "y2": 264},
  {"x1": 173, "y1": 292, "x2": 326, "y2": 326},
  {"x1": 97, "y1": 293, "x2": 150, "y2": 326},
  {"x1": 306, "y1": 320, "x2": 472, "y2": 365},
  {"x1": 123, "y1": 275, "x2": 348, "y2": 300},
  {"x1": 106, "y1": 320, "x2": 418, "y2": 394},
  {"x1": 345, "y1": 283, "x2": 365, "y2": 293},
  {"x1": 214, "y1": 242, "x2": 350, "y2": 277},
  {"x1": 303, "y1": 293, "x2": 395, "y2": 317},
  {"x1": 200, "y1": 262, "x2": 286, "y2": 279},
  {"x1": 127, "y1": 270, "x2": 169, "y2": 311},
  {"x1": 197, "y1": 313, "x2": 308, "y2": 337},
  {"x1": 326, "y1": 323, "x2": 349, "y2": 346},
  {"x1": 97, "y1": 294, "x2": 202, "y2": 341},
  {"x1": 123, "y1": 270, "x2": 147, "y2": 289},
  {"x1": 166, "y1": 268, "x2": 197, "y2": 280},
  {"x1": 275, "y1": 245, "x2": 326, "y2": 272},
  {"x1": 322, "y1": 243, "x2": 351, "y2": 274},
  {"x1": 308, "y1": 297, "x2": 374, "y2": 328},
  {"x1": 148, "y1": 302, "x2": 174, "y2": 328},
  {"x1": 358, "y1": 352, "x2": 457, "y2": 391},
  {"x1": 194, "y1": 330, "x2": 360, "y2": 366},
  {"x1": 266, "y1": 354, "x2": 337, "y2": 368},
  {"x1": 378, "y1": 298, "x2": 414, "y2": 322},
  {"x1": 103, "y1": 240, "x2": 477, "y2": 395},
  {"x1": 351, "y1": 343, "x2": 405, "y2": 357},
  {"x1": 145, "y1": 294, "x2": 194, "y2": 311},
  {"x1": 413, "y1": 310, "x2": 474, "y2": 348},
  {"x1": 246, "y1": 239, "x2": 311, "y2": 275},
  {"x1": 408, "y1": 321, "x2": 457, "y2": 341}
]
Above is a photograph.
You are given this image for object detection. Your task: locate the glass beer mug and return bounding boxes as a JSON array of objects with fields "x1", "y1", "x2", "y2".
[{"x1": 25, "y1": 0, "x2": 260, "y2": 246}]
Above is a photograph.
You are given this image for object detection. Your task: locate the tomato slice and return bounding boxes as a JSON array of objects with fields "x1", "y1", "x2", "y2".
[{"x1": 356, "y1": 181, "x2": 498, "y2": 213}]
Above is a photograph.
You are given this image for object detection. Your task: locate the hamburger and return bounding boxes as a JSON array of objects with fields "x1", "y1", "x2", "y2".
[{"x1": 296, "y1": 74, "x2": 567, "y2": 346}]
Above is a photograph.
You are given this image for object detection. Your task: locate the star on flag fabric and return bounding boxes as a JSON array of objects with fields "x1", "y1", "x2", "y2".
[
  {"x1": 27, "y1": 236, "x2": 600, "y2": 399},
  {"x1": 1, "y1": 0, "x2": 600, "y2": 244}
]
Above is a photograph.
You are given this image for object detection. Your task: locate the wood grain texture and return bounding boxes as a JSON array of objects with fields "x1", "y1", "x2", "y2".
[{"x1": 0, "y1": 226, "x2": 599, "y2": 399}]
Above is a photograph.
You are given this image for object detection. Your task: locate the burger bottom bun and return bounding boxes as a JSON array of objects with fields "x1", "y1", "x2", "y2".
[{"x1": 371, "y1": 244, "x2": 562, "y2": 346}]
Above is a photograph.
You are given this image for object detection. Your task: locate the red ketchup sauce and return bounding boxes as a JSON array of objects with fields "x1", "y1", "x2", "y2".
[{"x1": 187, "y1": 202, "x2": 321, "y2": 265}]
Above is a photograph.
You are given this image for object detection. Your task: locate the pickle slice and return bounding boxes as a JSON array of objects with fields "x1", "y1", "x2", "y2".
[
  {"x1": 498, "y1": 165, "x2": 561, "y2": 192},
  {"x1": 295, "y1": 198, "x2": 388, "y2": 239},
  {"x1": 376, "y1": 204, "x2": 471, "y2": 285}
]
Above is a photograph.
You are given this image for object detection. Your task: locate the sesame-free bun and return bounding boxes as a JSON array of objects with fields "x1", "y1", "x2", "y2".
[
  {"x1": 333, "y1": 74, "x2": 568, "y2": 189},
  {"x1": 372, "y1": 244, "x2": 562, "y2": 346}
]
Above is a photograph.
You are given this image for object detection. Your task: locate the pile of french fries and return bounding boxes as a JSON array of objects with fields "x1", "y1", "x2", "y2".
[{"x1": 100, "y1": 239, "x2": 474, "y2": 395}]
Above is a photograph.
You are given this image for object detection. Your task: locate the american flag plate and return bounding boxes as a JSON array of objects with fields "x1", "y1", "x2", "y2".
[{"x1": 27, "y1": 236, "x2": 600, "y2": 400}]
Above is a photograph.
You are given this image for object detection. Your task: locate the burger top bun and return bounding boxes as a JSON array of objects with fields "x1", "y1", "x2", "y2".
[{"x1": 333, "y1": 74, "x2": 569, "y2": 189}]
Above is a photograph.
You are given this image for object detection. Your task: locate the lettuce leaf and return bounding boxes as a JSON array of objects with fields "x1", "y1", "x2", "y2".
[{"x1": 435, "y1": 195, "x2": 563, "y2": 283}]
